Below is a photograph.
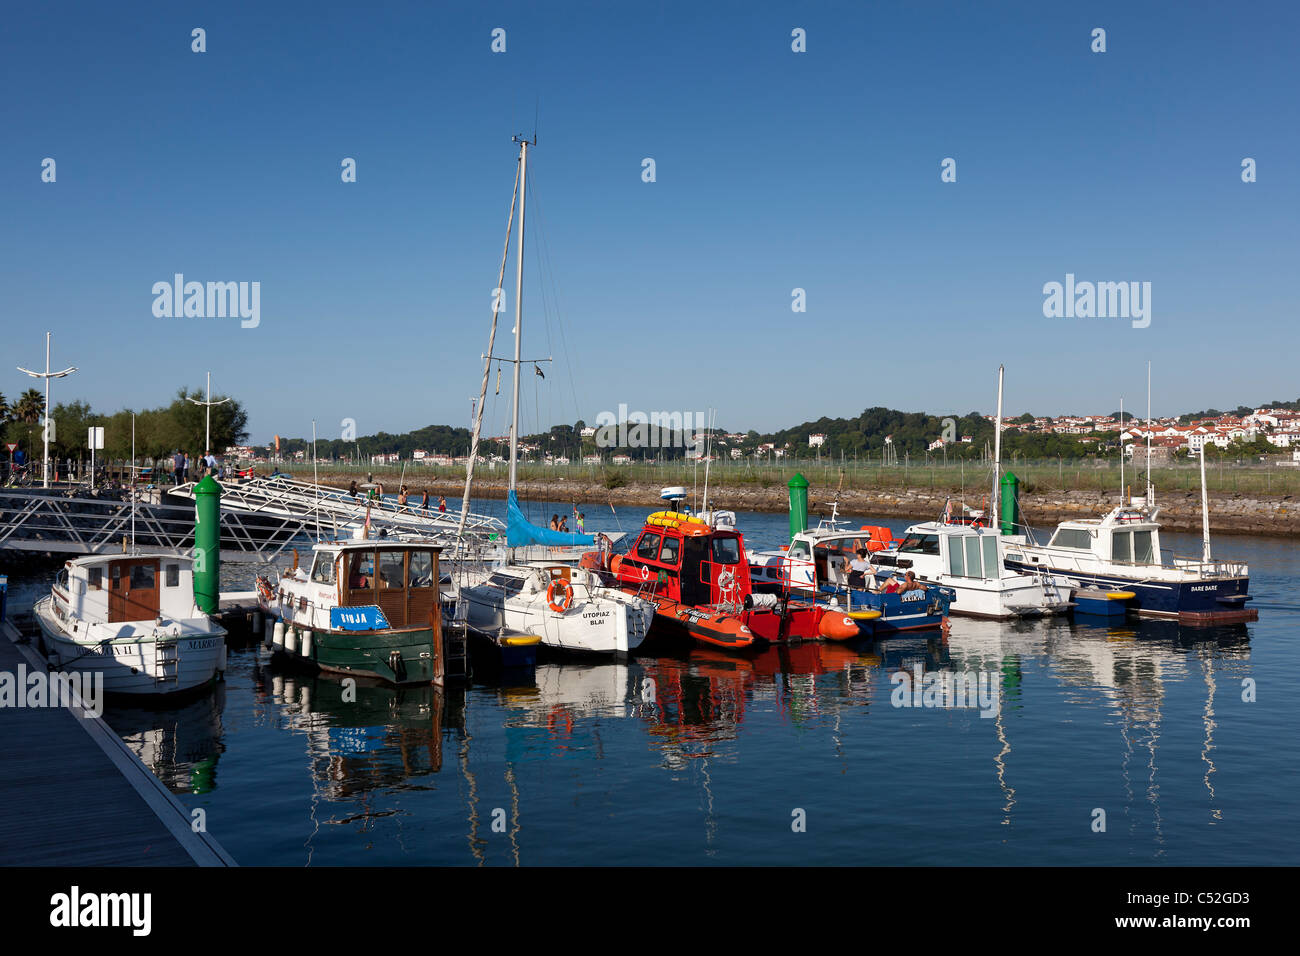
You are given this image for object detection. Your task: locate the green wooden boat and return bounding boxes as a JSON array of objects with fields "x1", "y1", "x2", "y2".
[{"x1": 255, "y1": 539, "x2": 458, "y2": 685}]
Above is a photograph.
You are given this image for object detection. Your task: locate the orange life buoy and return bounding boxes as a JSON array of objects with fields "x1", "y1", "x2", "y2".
[
  {"x1": 609, "y1": 554, "x2": 623, "y2": 576},
  {"x1": 547, "y1": 578, "x2": 574, "y2": 613}
]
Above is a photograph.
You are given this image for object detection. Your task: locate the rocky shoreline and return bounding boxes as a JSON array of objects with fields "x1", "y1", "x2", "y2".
[{"x1": 307, "y1": 472, "x2": 1299, "y2": 537}]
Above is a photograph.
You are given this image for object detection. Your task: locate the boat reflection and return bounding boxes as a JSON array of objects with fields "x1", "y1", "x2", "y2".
[{"x1": 107, "y1": 684, "x2": 227, "y2": 795}]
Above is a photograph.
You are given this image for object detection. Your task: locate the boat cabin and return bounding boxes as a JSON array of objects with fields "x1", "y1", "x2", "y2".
[
  {"x1": 1029, "y1": 514, "x2": 1162, "y2": 568},
  {"x1": 618, "y1": 517, "x2": 753, "y2": 607},
  {"x1": 283, "y1": 541, "x2": 443, "y2": 630},
  {"x1": 53, "y1": 553, "x2": 202, "y2": 625}
]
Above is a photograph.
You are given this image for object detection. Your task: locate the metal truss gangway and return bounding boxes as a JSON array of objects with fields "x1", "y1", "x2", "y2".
[
  {"x1": 1, "y1": 477, "x2": 505, "y2": 565},
  {"x1": 168, "y1": 475, "x2": 503, "y2": 541}
]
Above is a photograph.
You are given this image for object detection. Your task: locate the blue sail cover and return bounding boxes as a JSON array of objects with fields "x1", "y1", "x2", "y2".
[{"x1": 505, "y1": 490, "x2": 596, "y2": 548}]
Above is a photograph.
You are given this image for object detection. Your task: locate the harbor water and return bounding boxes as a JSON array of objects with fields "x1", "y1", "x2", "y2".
[{"x1": 5, "y1": 499, "x2": 1298, "y2": 866}]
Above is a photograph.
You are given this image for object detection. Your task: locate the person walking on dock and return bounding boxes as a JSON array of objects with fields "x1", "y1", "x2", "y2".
[{"x1": 172, "y1": 450, "x2": 184, "y2": 486}]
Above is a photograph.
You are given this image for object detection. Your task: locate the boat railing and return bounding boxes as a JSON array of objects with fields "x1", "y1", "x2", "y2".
[{"x1": 1168, "y1": 554, "x2": 1249, "y2": 578}]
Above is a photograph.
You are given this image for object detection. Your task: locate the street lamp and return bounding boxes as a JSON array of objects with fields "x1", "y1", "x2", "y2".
[
  {"x1": 186, "y1": 371, "x2": 231, "y2": 456},
  {"x1": 16, "y1": 331, "x2": 77, "y2": 489}
]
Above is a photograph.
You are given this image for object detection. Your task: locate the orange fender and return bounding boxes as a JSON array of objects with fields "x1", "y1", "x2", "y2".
[{"x1": 818, "y1": 612, "x2": 860, "y2": 642}]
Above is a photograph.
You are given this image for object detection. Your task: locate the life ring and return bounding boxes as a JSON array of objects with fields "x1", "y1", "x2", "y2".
[
  {"x1": 717, "y1": 568, "x2": 736, "y2": 590},
  {"x1": 547, "y1": 579, "x2": 574, "y2": 613}
]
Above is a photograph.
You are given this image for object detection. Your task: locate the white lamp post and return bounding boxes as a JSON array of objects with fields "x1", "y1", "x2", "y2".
[
  {"x1": 16, "y1": 331, "x2": 77, "y2": 489},
  {"x1": 187, "y1": 371, "x2": 231, "y2": 457}
]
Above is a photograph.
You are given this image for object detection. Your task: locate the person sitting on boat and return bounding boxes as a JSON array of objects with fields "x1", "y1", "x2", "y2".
[
  {"x1": 898, "y1": 570, "x2": 926, "y2": 594},
  {"x1": 398, "y1": 486, "x2": 408, "y2": 506},
  {"x1": 844, "y1": 549, "x2": 872, "y2": 590},
  {"x1": 550, "y1": 514, "x2": 560, "y2": 531},
  {"x1": 558, "y1": 515, "x2": 569, "y2": 532},
  {"x1": 349, "y1": 561, "x2": 371, "y2": 589},
  {"x1": 348, "y1": 480, "x2": 358, "y2": 499}
]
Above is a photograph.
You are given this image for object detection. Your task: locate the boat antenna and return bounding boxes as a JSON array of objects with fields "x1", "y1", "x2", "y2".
[
  {"x1": 312, "y1": 419, "x2": 320, "y2": 542},
  {"x1": 992, "y1": 365, "x2": 1003, "y2": 533},
  {"x1": 130, "y1": 411, "x2": 135, "y2": 554},
  {"x1": 1119, "y1": 396, "x2": 1125, "y2": 506},
  {"x1": 701, "y1": 409, "x2": 715, "y2": 516}
]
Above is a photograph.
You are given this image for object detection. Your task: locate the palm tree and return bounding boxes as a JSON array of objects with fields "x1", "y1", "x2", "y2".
[{"x1": 13, "y1": 389, "x2": 44, "y2": 425}]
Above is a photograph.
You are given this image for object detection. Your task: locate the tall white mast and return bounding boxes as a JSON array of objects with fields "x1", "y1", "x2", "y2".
[
  {"x1": 1146, "y1": 361, "x2": 1153, "y2": 508},
  {"x1": 1200, "y1": 445, "x2": 1212, "y2": 562},
  {"x1": 991, "y1": 364, "x2": 1004, "y2": 530},
  {"x1": 508, "y1": 136, "x2": 529, "y2": 493},
  {"x1": 1119, "y1": 397, "x2": 1125, "y2": 503}
]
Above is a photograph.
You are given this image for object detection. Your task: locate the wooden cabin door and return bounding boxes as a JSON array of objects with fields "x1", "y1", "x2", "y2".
[{"x1": 108, "y1": 559, "x2": 161, "y2": 623}]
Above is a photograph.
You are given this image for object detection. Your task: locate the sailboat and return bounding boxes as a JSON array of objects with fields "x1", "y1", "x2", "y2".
[{"x1": 454, "y1": 136, "x2": 657, "y2": 656}]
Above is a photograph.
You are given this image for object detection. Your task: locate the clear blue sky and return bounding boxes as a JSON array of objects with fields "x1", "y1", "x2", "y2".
[{"x1": 2, "y1": 0, "x2": 1296, "y2": 444}]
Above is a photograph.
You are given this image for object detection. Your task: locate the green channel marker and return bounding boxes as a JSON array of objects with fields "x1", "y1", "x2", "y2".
[
  {"x1": 788, "y1": 472, "x2": 809, "y2": 542},
  {"x1": 194, "y1": 473, "x2": 221, "y2": 614}
]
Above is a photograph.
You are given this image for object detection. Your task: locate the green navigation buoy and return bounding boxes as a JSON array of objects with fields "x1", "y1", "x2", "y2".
[
  {"x1": 194, "y1": 473, "x2": 221, "y2": 614},
  {"x1": 1000, "y1": 471, "x2": 1019, "y2": 536},
  {"x1": 788, "y1": 472, "x2": 809, "y2": 542}
]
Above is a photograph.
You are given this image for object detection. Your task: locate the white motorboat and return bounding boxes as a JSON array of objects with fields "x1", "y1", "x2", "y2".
[
  {"x1": 458, "y1": 562, "x2": 655, "y2": 655},
  {"x1": 871, "y1": 516, "x2": 1075, "y2": 619},
  {"x1": 33, "y1": 552, "x2": 226, "y2": 696}
]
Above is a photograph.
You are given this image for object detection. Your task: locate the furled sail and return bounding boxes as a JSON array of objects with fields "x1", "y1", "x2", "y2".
[{"x1": 505, "y1": 491, "x2": 594, "y2": 548}]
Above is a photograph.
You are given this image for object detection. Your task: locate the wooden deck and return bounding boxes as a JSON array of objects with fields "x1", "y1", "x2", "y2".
[{"x1": 0, "y1": 622, "x2": 235, "y2": 866}]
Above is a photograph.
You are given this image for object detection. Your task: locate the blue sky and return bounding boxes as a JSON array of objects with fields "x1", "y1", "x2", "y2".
[{"x1": 2, "y1": 0, "x2": 1296, "y2": 444}]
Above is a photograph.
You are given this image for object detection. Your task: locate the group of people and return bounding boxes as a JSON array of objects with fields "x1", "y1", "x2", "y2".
[
  {"x1": 170, "y1": 449, "x2": 221, "y2": 485},
  {"x1": 345, "y1": 477, "x2": 447, "y2": 513},
  {"x1": 843, "y1": 548, "x2": 926, "y2": 595},
  {"x1": 549, "y1": 506, "x2": 585, "y2": 534}
]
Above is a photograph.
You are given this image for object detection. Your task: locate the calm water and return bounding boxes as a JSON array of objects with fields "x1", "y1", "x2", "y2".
[{"x1": 6, "y1": 498, "x2": 1299, "y2": 865}]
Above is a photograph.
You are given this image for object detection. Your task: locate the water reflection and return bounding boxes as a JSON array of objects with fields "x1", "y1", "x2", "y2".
[{"x1": 109, "y1": 686, "x2": 227, "y2": 795}]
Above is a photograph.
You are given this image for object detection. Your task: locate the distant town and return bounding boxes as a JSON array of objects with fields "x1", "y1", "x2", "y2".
[{"x1": 223, "y1": 406, "x2": 1300, "y2": 469}]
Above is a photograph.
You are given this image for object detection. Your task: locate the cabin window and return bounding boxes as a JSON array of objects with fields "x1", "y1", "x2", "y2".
[
  {"x1": 636, "y1": 533, "x2": 662, "y2": 561},
  {"x1": 899, "y1": 534, "x2": 940, "y2": 556},
  {"x1": 311, "y1": 554, "x2": 336, "y2": 585},
  {"x1": 88, "y1": 567, "x2": 103, "y2": 590},
  {"x1": 1112, "y1": 531, "x2": 1131, "y2": 563},
  {"x1": 111, "y1": 563, "x2": 121, "y2": 587},
  {"x1": 982, "y1": 535, "x2": 998, "y2": 579},
  {"x1": 659, "y1": 536, "x2": 680, "y2": 565},
  {"x1": 347, "y1": 552, "x2": 375, "y2": 589},
  {"x1": 409, "y1": 551, "x2": 434, "y2": 587},
  {"x1": 1049, "y1": 528, "x2": 1093, "y2": 550},
  {"x1": 1133, "y1": 530, "x2": 1154, "y2": 564},
  {"x1": 788, "y1": 540, "x2": 810, "y2": 559},
  {"x1": 948, "y1": 538, "x2": 965, "y2": 576},
  {"x1": 165, "y1": 564, "x2": 180, "y2": 587},
  {"x1": 378, "y1": 551, "x2": 405, "y2": 589},
  {"x1": 130, "y1": 565, "x2": 155, "y2": 590},
  {"x1": 965, "y1": 536, "x2": 982, "y2": 577},
  {"x1": 487, "y1": 572, "x2": 524, "y2": 597},
  {"x1": 711, "y1": 537, "x2": 741, "y2": 565}
]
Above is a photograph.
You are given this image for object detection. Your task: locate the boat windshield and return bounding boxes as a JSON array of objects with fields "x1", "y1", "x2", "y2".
[
  {"x1": 898, "y1": 533, "x2": 940, "y2": 556},
  {"x1": 486, "y1": 572, "x2": 525, "y2": 597}
]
